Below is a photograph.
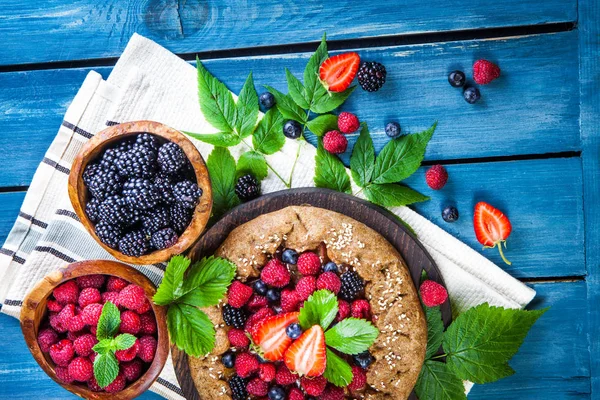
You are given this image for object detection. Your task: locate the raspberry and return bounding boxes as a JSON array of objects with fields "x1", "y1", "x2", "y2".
[
  {"x1": 228, "y1": 328, "x2": 250, "y2": 348},
  {"x1": 102, "y1": 291, "x2": 120, "y2": 305},
  {"x1": 49, "y1": 339, "x2": 74, "y2": 366},
  {"x1": 115, "y1": 340, "x2": 139, "y2": 362},
  {"x1": 78, "y1": 287, "x2": 101, "y2": 308},
  {"x1": 323, "y1": 130, "x2": 348, "y2": 154},
  {"x1": 247, "y1": 294, "x2": 268, "y2": 311},
  {"x1": 121, "y1": 359, "x2": 143, "y2": 382},
  {"x1": 68, "y1": 356, "x2": 93, "y2": 382},
  {"x1": 235, "y1": 352, "x2": 259, "y2": 378},
  {"x1": 55, "y1": 366, "x2": 74, "y2": 384},
  {"x1": 67, "y1": 315, "x2": 86, "y2": 332},
  {"x1": 136, "y1": 298, "x2": 152, "y2": 314},
  {"x1": 46, "y1": 300, "x2": 63, "y2": 312},
  {"x1": 337, "y1": 112, "x2": 360, "y2": 134},
  {"x1": 420, "y1": 280, "x2": 448, "y2": 307},
  {"x1": 301, "y1": 375, "x2": 327, "y2": 396},
  {"x1": 120, "y1": 310, "x2": 141, "y2": 334},
  {"x1": 245, "y1": 307, "x2": 275, "y2": 335},
  {"x1": 348, "y1": 366, "x2": 367, "y2": 390},
  {"x1": 295, "y1": 276, "x2": 316, "y2": 302},
  {"x1": 106, "y1": 276, "x2": 128, "y2": 292},
  {"x1": 117, "y1": 284, "x2": 146, "y2": 310},
  {"x1": 104, "y1": 373, "x2": 126, "y2": 393},
  {"x1": 76, "y1": 274, "x2": 106, "y2": 289},
  {"x1": 351, "y1": 299, "x2": 371, "y2": 320},
  {"x1": 38, "y1": 328, "x2": 59, "y2": 352},
  {"x1": 57, "y1": 303, "x2": 75, "y2": 324},
  {"x1": 258, "y1": 363, "x2": 276, "y2": 382},
  {"x1": 317, "y1": 272, "x2": 341, "y2": 294},
  {"x1": 90, "y1": 326, "x2": 97, "y2": 336},
  {"x1": 275, "y1": 364, "x2": 297, "y2": 385},
  {"x1": 320, "y1": 385, "x2": 345, "y2": 400},
  {"x1": 139, "y1": 312, "x2": 157, "y2": 335},
  {"x1": 228, "y1": 281, "x2": 253, "y2": 308},
  {"x1": 67, "y1": 329, "x2": 85, "y2": 342},
  {"x1": 280, "y1": 289, "x2": 301, "y2": 312},
  {"x1": 425, "y1": 165, "x2": 448, "y2": 190},
  {"x1": 138, "y1": 335, "x2": 157, "y2": 362},
  {"x1": 260, "y1": 259, "x2": 290, "y2": 288},
  {"x1": 336, "y1": 300, "x2": 351, "y2": 322},
  {"x1": 87, "y1": 377, "x2": 103, "y2": 392},
  {"x1": 53, "y1": 280, "x2": 79, "y2": 305},
  {"x1": 288, "y1": 387, "x2": 305, "y2": 400},
  {"x1": 297, "y1": 252, "x2": 321, "y2": 276},
  {"x1": 473, "y1": 59, "x2": 500, "y2": 85},
  {"x1": 73, "y1": 334, "x2": 97, "y2": 357},
  {"x1": 49, "y1": 312, "x2": 67, "y2": 333},
  {"x1": 81, "y1": 303, "x2": 103, "y2": 325},
  {"x1": 247, "y1": 377, "x2": 269, "y2": 396}
]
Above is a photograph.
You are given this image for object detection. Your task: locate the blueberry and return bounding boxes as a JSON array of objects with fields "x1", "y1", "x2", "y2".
[
  {"x1": 353, "y1": 351, "x2": 375, "y2": 369},
  {"x1": 268, "y1": 386, "x2": 286, "y2": 400},
  {"x1": 259, "y1": 92, "x2": 276, "y2": 110},
  {"x1": 385, "y1": 122, "x2": 401, "y2": 138},
  {"x1": 266, "y1": 288, "x2": 281, "y2": 302},
  {"x1": 221, "y1": 351, "x2": 235, "y2": 368},
  {"x1": 323, "y1": 262, "x2": 338, "y2": 273},
  {"x1": 253, "y1": 280, "x2": 267, "y2": 296},
  {"x1": 442, "y1": 206, "x2": 459, "y2": 223},
  {"x1": 281, "y1": 248, "x2": 299, "y2": 264},
  {"x1": 463, "y1": 86, "x2": 481, "y2": 104},
  {"x1": 286, "y1": 323, "x2": 303, "y2": 339},
  {"x1": 448, "y1": 70, "x2": 466, "y2": 88},
  {"x1": 283, "y1": 120, "x2": 303, "y2": 139}
]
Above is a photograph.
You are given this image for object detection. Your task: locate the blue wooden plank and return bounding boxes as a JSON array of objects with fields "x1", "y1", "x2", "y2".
[
  {"x1": 0, "y1": 192, "x2": 25, "y2": 245},
  {"x1": 0, "y1": 0, "x2": 576, "y2": 66}
]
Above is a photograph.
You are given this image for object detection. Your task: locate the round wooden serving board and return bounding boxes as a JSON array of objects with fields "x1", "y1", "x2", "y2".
[{"x1": 173, "y1": 188, "x2": 451, "y2": 400}]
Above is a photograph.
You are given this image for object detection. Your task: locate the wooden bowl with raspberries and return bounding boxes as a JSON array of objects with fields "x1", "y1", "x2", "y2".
[
  {"x1": 20, "y1": 260, "x2": 169, "y2": 399},
  {"x1": 68, "y1": 120, "x2": 213, "y2": 265}
]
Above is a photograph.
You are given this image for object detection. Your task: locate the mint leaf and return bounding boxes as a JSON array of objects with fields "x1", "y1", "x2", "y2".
[
  {"x1": 183, "y1": 131, "x2": 241, "y2": 147},
  {"x1": 372, "y1": 122, "x2": 436, "y2": 184},
  {"x1": 306, "y1": 114, "x2": 338, "y2": 137},
  {"x1": 310, "y1": 86, "x2": 355, "y2": 114},
  {"x1": 324, "y1": 318, "x2": 378, "y2": 355},
  {"x1": 237, "y1": 151, "x2": 268, "y2": 181},
  {"x1": 303, "y1": 34, "x2": 328, "y2": 108},
  {"x1": 314, "y1": 140, "x2": 351, "y2": 194},
  {"x1": 350, "y1": 123, "x2": 375, "y2": 187},
  {"x1": 93, "y1": 352, "x2": 119, "y2": 388},
  {"x1": 206, "y1": 147, "x2": 240, "y2": 217},
  {"x1": 252, "y1": 107, "x2": 286, "y2": 155},
  {"x1": 415, "y1": 360, "x2": 467, "y2": 400},
  {"x1": 364, "y1": 183, "x2": 429, "y2": 207},
  {"x1": 264, "y1": 86, "x2": 307, "y2": 123},
  {"x1": 424, "y1": 305, "x2": 444, "y2": 360},
  {"x1": 196, "y1": 58, "x2": 236, "y2": 133},
  {"x1": 443, "y1": 303, "x2": 548, "y2": 384},
  {"x1": 168, "y1": 303, "x2": 215, "y2": 357},
  {"x1": 153, "y1": 255, "x2": 191, "y2": 305},
  {"x1": 113, "y1": 333, "x2": 136, "y2": 351},
  {"x1": 236, "y1": 72, "x2": 259, "y2": 138},
  {"x1": 286, "y1": 68, "x2": 309, "y2": 109},
  {"x1": 323, "y1": 348, "x2": 353, "y2": 387},
  {"x1": 178, "y1": 256, "x2": 237, "y2": 308},
  {"x1": 96, "y1": 302, "x2": 120, "y2": 341},
  {"x1": 298, "y1": 290, "x2": 338, "y2": 330},
  {"x1": 92, "y1": 339, "x2": 114, "y2": 355}
]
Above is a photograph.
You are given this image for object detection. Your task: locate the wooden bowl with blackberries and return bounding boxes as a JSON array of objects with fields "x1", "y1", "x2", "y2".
[{"x1": 68, "y1": 120, "x2": 212, "y2": 265}]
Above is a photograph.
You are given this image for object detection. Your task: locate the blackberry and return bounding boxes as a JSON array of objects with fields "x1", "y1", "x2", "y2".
[
  {"x1": 118, "y1": 230, "x2": 150, "y2": 257},
  {"x1": 442, "y1": 206, "x2": 459, "y2": 223},
  {"x1": 170, "y1": 204, "x2": 192, "y2": 234},
  {"x1": 283, "y1": 120, "x2": 302, "y2": 139},
  {"x1": 222, "y1": 304, "x2": 248, "y2": 329},
  {"x1": 83, "y1": 163, "x2": 101, "y2": 187},
  {"x1": 150, "y1": 228, "x2": 178, "y2": 250},
  {"x1": 135, "y1": 133, "x2": 159, "y2": 152},
  {"x1": 448, "y1": 70, "x2": 466, "y2": 88},
  {"x1": 157, "y1": 142, "x2": 186, "y2": 174},
  {"x1": 98, "y1": 195, "x2": 134, "y2": 226},
  {"x1": 357, "y1": 61, "x2": 387, "y2": 92},
  {"x1": 116, "y1": 139, "x2": 134, "y2": 153},
  {"x1": 339, "y1": 271, "x2": 365, "y2": 301},
  {"x1": 228, "y1": 375, "x2": 248, "y2": 400},
  {"x1": 173, "y1": 180, "x2": 202, "y2": 209},
  {"x1": 141, "y1": 206, "x2": 171, "y2": 234},
  {"x1": 175, "y1": 160, "x2": 196, "y2": 182},
  {"x1": 153, "y1": 173, "x2": 176, "y2": 204},
  {"x1": 353, "y1": 351, "x2": 375, "y2": 369},
  {"x1": 115, "y1": 145, "x2": 157, "y2": 179},
  {"x1": 122, "y1": 178, "x2": 160, "y2": 210},
  {"x1": 88, "y1": 169, "x2": 124, "y2": 201},
  {"x1": 235, "y1": 174, "x2": 260, "y2": 202},
  {"x1": 463, "y1": 86, "x2": 481, "y2": 104},
  {"x1": 85, "y1": 197, "x2": 100, "y2": 223},
  {"x1": 95, "y1": 220, "x2": 122, "y2": 249},
  {"x1": 385, "y1": 122, "x2": 401, "y2": 138},
  {"x1": 99, "y1": 147, "x2": 123, "y2": 171}
]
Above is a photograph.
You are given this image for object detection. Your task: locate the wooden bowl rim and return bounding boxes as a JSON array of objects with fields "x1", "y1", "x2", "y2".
[
  {"x1": 68, "y1": 120, "x2": 213, "y2": 265},
  {"x1": 20, "y1": 260, "x2": 169, "y2": 400}
]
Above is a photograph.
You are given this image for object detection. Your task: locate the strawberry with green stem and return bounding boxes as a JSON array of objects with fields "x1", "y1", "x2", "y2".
[{"x1": 474, "y1": 202, "x2": 513, "y2": 265}]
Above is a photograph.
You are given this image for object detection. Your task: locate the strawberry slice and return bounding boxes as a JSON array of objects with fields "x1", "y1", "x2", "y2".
[
  {"x1": 474, "y1": 202, "x2": 513, "y2": 265},
  {"x1": 319, "y1": 52, "x2": 360, "y2": 92},
  {"x1": 284, "y1": 325, "x2": 326, "y2": 377},
  {"x1": 252, "y1": 312, "x2": 299, "y2": 361}
]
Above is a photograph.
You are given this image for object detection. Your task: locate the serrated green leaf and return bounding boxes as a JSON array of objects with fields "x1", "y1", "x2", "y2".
[
  {"x1": 324, "y1": 318, "x2": 379, "y2": 355},
  {"x1": 350, "y1": 123, "x2": 375, "y2": 187},
  {"x1": 113, "y1": 333, "x2": 137, "y2": 351},
  {"x1": 298, "y1": 290, "x2": 338, "y2": 330},
  {"x1": 415, "y1": 360, "x2": 467, "y2": 400},
  {"x1": 372, "y1": 122, "x2": 436, "y2": 184},
  {"x1": 178, "y1": 256, "x2": 237, "y2": 308},
  {"x1": 264, "y1": 85, "x2": 307, "y2": 123},
  {"x1": 364, "y1": 183, "x2": 429, "y2": 207},
  {"x1": 252, "y1": 107, "x2": 286, "y2": 155},
  {"x1": 306, "y1": 114, "x2": 338, "y2": 137},
  {"x1": 310, "y1": 86, "x2": 355, "y2": 114},
  {"x1": 196, "y1": 58, "x2": 236, "y2": 133},
  {"x1": 304, "y1": 34, "x2": 329, "y2": 108},
  {"x1": 153, "y1": 255, "x2": 192, "y2": 305},
  {"x1": 236, "y1": 72, "x2": 259, "y2": 138},
  {"x1": 206, "y1": 147, "x2": 240, "y2": 217},
  {"x1": 286, "y1": 68, "x2": 309, "y2": 109},
  {"x1": 96, "y1": 301, "x2": 120, "y2": 341},
  {"x1": 424, "y1": 305, "x2": 444, "y2": 360},
  {"x1": 443, "y1": 303, "x2": 548, "y2": 384},
  {"x1": 314, "y1": 140, "x2": 351, "y2": 193},
  {"x1": 92, "y1": 338, "x2": 114, "y2": 355},
  {"x1": 93, "y1": 352, "x2": 120, "y2": 388},
  {"x1": 323, "y1": 348, "x2": 353, "y2": 387},
  {"x1": 182, "y1": 131, "x2": 242, "y2": 147},
  {"x1": 168, "y1": 303, "x2": 215, "y2": 357},
  {"x1": 237, "y1": 151, "x2": 269, "y2": 181}
]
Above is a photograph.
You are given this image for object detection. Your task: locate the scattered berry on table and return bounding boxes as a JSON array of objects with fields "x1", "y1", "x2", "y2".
[
  {"x1": 76, "y1": 274, "x2": 105, "y2": 289},
  {"x1": 463, "y1": 86, "x2": 481, "y2": 104},
  {"x1": 337, "y1": 111, "x2": 360, "y2": 133},
  {"x1": 234, "y1": 352, "x2": 260, "y2": 378},
  {"x1": 266, "y1": 288, "x2": 281, "y2": 303},
  {"x1": 121, "y1": 359, "x2": 143, "y2": 382},
  {"x1": 281, "y1": 248, "x2": 299, "y2": 264},
  {"x1": 288, "y1": 387, "x2": 305, "y2": 400},
  {"x1": 474, "y1": 201, "x2": 513, "y2": 265},
  {"x1": 235, "y1": 174, "x2": 261, "y2": 202},
  {"x1": 357, "y1": 61, "x2": 387, "y2": 92},
  {"x1": 275, "y1": 364, "x2": 297, "y2": 385},
  {"x1": 223, "y1": 304, "x2": 249, "y2": 329},
  {"x1": 150, "y1": 228, "x2": 178, "y2": 250},
  {"x1": 319, "y1": 52, "x2": 360, "y2": 92},
  {"x1": 420, "y1": 280, "x2": 449, "y2": 307},
  {"x1": 297, "y1": 252, "x2": 322, "y2": 275},
  {"x1": 245, "y1": 307, "x2": 275, "y2": 335},
  {"x1": 268, "y1": 385, "x2": 286, "y2": 400},
  {"x1": 122, "y1": 178, "x2": 160, "y2": 210},
  {"x1": 336, "y1": 300, "x2": 351, "y2": 321},
  {"x1": 425, "y1": 164, "x2": 448, "y2": 190},
  {"x1": 286, "y1": 323, "x2": 303, "y2": 339},
  {"x1": 283, "y1": 120, "x2": 303, "y2": 139},
  {"x1": 85, "y1": 197, "x2": 100, "y2": 223},
  {"x1": 301, "y1": 375, "x2": 327, "y2": 396},
  {"x1": 259, "y1": 92, "x2": 276, "y2": 110},
  {"x1": 115, "y1": 145, "x2": 157, "y2": 179},
  {"x1": 323, "y1": 130, "x2": 348, "y2": 154},
  {"x1": 261, "y1": 259, "x2": 291, "y2": 287},
  {"x1": 137, "y1": 335, "x2": 157, "y2": 362},
  {"x1": 351, "y1": 299, "x2": 372, "y2": 320},
  {"x1": 348, "y1": 365, "x2": 367, "y2": 390},
  {"x1": 448, "y1": 70, "x2": 466, "y2": 87},
  {"x1": 385, "y1": 121, "x2": 401, "y2": 138},
  {"x1": 353, "y1": 350, "x2": 375, "y2": 369},
  {"x1": 170, "y1": 203, "x2": 192, "y2": 234},
  {"x1": 38, "y1": 328, "x2": 59, "y2": 352},
  {"x1": 229, "y1": 374, "x2": 249, "y2": 400},
  {"x1": 88, "y1": 169, "x2": 124, "y2": 201},
  {"x1": 221, "y1": 351, "x2": 236, "y2": 368},
  {"x1": 317, "y1": 271, "x2": 341, "y2": 294},
  {"x1": 296, "y1": 275, "x2": 317, "y2": 301},
  {"x1": 323, "y1": 261, "x2": 338, "y2": 273},
  {"x1": 173, "y1": 180, "x2": 202, "y2": 209},
  {"x1": 253, "y1": 279, "x2": 268, "y2": 296},
  {"x1": 247, "y1": 294, "x2": 268, "y2": 311},
  {"x1": 339, "y1": 271, "x2": 365, "y2": 301},
  {"x1": 53, "y1": 280, "x2": 79, "y2": 305},
  {"x1": 118, "y1": 230, "x2": 150, "y2": 257},
  {"x1": 442, "y1": 206, "x2": 459, "y2": 223},
  {"x1": 228, "y1": 281, "x2": 254, "y2": 308},
  {"x1": 117, "y1": 284, "x2": 146, "y2": 310},
  {"x1": 473, "y1": 59, "x2": 501, "y2": 85},
  {"x1": 157, "y1": 142, "x2": 186, "y2": 174},
  {"x1": 67, "y1": 356, "x2": 93, "y2": 382},
  {"x1": 247, "y1": 377, "x2": 269, "y2": 396}
]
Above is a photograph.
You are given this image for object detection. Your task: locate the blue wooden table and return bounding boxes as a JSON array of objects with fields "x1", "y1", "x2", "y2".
[{"x1": 0, "y1": 1, "x2": 598, "y2": 399}]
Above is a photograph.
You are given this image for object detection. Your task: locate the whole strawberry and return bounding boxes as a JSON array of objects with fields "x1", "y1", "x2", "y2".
[
  {"x1": 420, "y1": 280, "x2": 448, "y2": 307},
  {"x1": 425, "y1": 164, "x2": 448, "y2": 190},
  {"x1": 337, "y1": 112, "x2": 360, "y2": 134},
  {"x1": 473, "y1": 59, "x2": 500, "y2": 85},
  {"x1": 323, "y1": 130, "x2": 348, "y2": 154}
]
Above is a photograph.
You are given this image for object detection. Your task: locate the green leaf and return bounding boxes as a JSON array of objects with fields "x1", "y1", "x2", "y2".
[
  {"x1": 206, "y1": 147, "x2": 240, "y2": 217},
  {"x1": 324, "y1": 318, "x2": 379, "y2": 355},
  {"x1": 310, "y1": 86, "x2": 355, "y2": 114},
  {"x1": 113, "y1": 333, "x2": 137, "y2": 351},
  {"x1": 182, "y1": 131, "x2": 242, "y2": 147},
  {"x1": 153, "y1": 255, "x2": 192, "y2": 305},
  {"x1": 314, "y1": 140, "x2": 351, "y2": 194},
  {"x1": 96, "y1": 301, "x2": 120, "y2": 341},
  {"x1": 364, "y1": 183, "x2": 430, "y2": 207},
  {"x1": 93, "y1": 352, "x2": 120, "y2": 389},
  {"x1": 264, "y1": 85, "x2": 307, "y2": 123},
  {"x1": 415, "y1": 360, "x2": 467, "y2": 400},
  {"x1": 303, "y1": 33, "x2": 329, "y2": 108},
  {"x1": 372, "y1": 122, "x2": 436, "y2": 184},
  {"x1": 167, "y1": 303, "x2": 215, "y2": 357},
  {"x1": 285, "y1": 68, "x2": 309, "y2": 109},
  {"x1": 298, "y1": 290, "x2": 338, "y2": 330},
  {"x1": 178, "y1": 256, "x2": 237, "y2": 308},
  {"x1": 443, "y1": 303, "x2": 548, "y2": 384},
  {"x1": 323, "y1": 348, "x2": 353, "y2": 387},
  {"x1": 350, "y1": 123, "x2": 375, "y2": 187},
  {"x1": 196, "y1": 58, "x2": 237, "y2": 133},
  {"x1": 424, "y1": 305, "x2": 444, "y2": 360},
  {"x1": 252, "y1": 107, "x2": 286, "y2": 155},
  {"x1": 237, "y1": 151, "x2": 269, "y2": 181},
  {"x1": 236, "y1": 72, "x2": 259, "y2": 138},
  {"x1": 306, "y1": 114, "x2": 338, "y2": 137},
  {"x1": 92, "y1": 338, "x2": 114, "y2": 355}
]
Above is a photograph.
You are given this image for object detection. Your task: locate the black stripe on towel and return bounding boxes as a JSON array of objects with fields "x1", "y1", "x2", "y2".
[
  {"x1": 34, "y1": 246, "x2": 76, "y2": 263},
  {"x1": 13, "y1": 255, "x2": 25, "y2": 264},
  {"x1": 18, "y1": 212, "x2": 48, "y2": 229},
  {"x1": 4, "y1": 299, "x2": 23, "y2": 307},
  {"x1": 156, "y1": 378, "x2": 185, "y2": 397},
  {"x1": 42, "y1": 157, "x2": 70, "y2": 175},
  {"x1": 56, "y1": 209, "x2": 80, "y2": 221},
  {"x1": 62, "y1": 120, "x2": 93, "y2": 139},
  {"x1": 106, "y1": 120, "x2": 120, "y2": 126},
  {"x1": 0, "y1": 248, "x2": 15, "y2": 257}
]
